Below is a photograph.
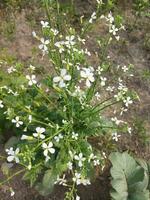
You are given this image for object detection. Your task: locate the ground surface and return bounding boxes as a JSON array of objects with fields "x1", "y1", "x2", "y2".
[{"x1": 0, "y1": 0, "x2": 150, "y2": 199}]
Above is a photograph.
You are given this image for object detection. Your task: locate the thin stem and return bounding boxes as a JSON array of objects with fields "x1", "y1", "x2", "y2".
[{"x1": 0, "y1": 169, "x2": 25, "y2": 187}]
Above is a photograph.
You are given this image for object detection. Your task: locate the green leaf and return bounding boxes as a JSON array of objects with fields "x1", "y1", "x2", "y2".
[
  {"x1": 109, "y1": 152, "x2": 150, "y2": 200},
  {"x1": 35, "y1": 169, "x2": 57, "y2": 196}
]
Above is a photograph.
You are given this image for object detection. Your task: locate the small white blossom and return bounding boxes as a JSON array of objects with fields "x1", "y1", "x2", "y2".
[
  {"x1": 96, "y1": 66, "x2": 103, "y2": 75},
  {"x1": 123, "y1": 97, "x2": 133, "y2": 107},
  {"x1": 51, "y1": 28, "x2": 59, "y2": 36},
  {"x1": 72, "y1": 132, "x2": 78, "y2": 140},
  {"x1": 33, "y1": 127, "x2": 46, "y2": 139},
  {"x1": 26, "y1": 75, "x2": 37, "y2": 86},
  {"x1": 67, "y1": 161, "x2": 73, "y2": 170},
  {"x1": 55, "y1": 41, "x2": 65, "y2": 53},
  {"x1": 29, "y1": 64, "x2": 35, "y2": 71},
  {"x1": 109, "y1": 25, "x2": 119, "y2": 36},
  {"x1": 80, "y1": 67, "x2": 95, "y2": 87},
  {"x1": 111, "y1": 117, "x2": 123, "y2": 125},
  {"x1": 54, "y1": 134, "x2": 63, "y2": 142},
  {"x1": 32, "y1": 31, "x2": 37, "y2": 38},
  {"x1": 65, "y1": 35, "x2": 75, "y2": 47},
  {"x1": 93, "y1": 159, "x2": 100, "y2": 166},
  {"x1": 112, "y1": 132, "x2": 121, "y2": 142},
  {"x1": 0, "y1": 100, "x2": 4, "y2": 108},
  {"x1": 7, "y1": 66, "x2": 16, "y2": 74},
  {"x1": 39, "y1": 38, "x2": 50, "y2": 53},
  {"x1": 12, "y1": 116, "x2": 23, "y2": 127},
  {"x1": 73, "y1": 172, "x2": 81, "y2": 185},
  {"x1": 122, "y1": 65, "x2": 128, "y2": 72},
  {"x1": 95, "y1": 92, "x2": 101, "y2": 100},
  {"x1": 6, "y1": 147, "x2": 20, "y2": 163},
  {"x1": 106, "y1": 12, "x2": 114, "y2": 24},
  {"x1": 53, "y1": 68, "x2": 71, "y2": 88},
  {"x1": 21, "y1": 135, "x2": 28, "y2": 140},
  {"x1": 21, "y1": 134, "x2": 33, "y2": 140},
  {"x1": 76, "y1": 195, "x2": 80, "y2": 200},
  {"x1": 28, "y1": 115, "x2": 32, "y2": 123},
  {"x1": 128, "y1": 127, "x2": 132, "y2": 134},
  {"x1": 106, "y1": 86, "x2": 115, "y2": 92},
  {"x1": 41, "y1": 21, "x2": 49, "y2": 28},
  {"x1": 55, "y1": 174, "x2": 67, "y2": 186},
  {"x1": 74, "y1": 153, "x2": 86, "y2": 167},
  {"x1": 96, "y1": 0, "x2": 103, "y2": 5},
  {"x1": 42, "y1": 142, "x2": 55, "y2": 157},
  {"x1": 81, "y1": 178, "x2": 91, "y2": 185},
  {"x1": 120, "y1": 107, "x2": 128, "y2": 115},
  {"x1": 100, "y1": 77, "x2": 107, "y2": 86},
  {"x1": 89, "y1": 12, "x2": 96, "y2": 23},
  {"x1": 10, "y1": 188, "x2": 15, "y2": 197}
]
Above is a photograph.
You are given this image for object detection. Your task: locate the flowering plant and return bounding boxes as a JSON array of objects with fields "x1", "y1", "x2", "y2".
[{"x1": 0, "y1": 1, "x2": 138, "y2": 199}]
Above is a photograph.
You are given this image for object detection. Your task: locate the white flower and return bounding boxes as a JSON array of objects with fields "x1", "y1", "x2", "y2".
[
  {"x1": 26, "y1": 75, "x2": 37, "y2": 86},
  {"x1": 28, "y1": 115, "x2": 32, "y2": 123},
  {"x1": 55, "y1": 41, "x2": 65, "y2": 53},
  {"x1": 72, "y1": 132, "x2": 78, "y2": 140},
  {"x1": 53, "y1": 68, "x2": 71, "y2": 88},
  {"x1": 55, "y1": 174, "x2": 67, "y2": 186},
  {"x1": 29, "y1": 64, "x2": 35, "y2": 71},
  {"x1": 80, "y1": 67, "x2": 95, "y2": 87},
  {"x1": 84, "y1": 48, "x2": 91, "y2": 56},
  {"x1": 100, "y1": 77, "x2": 107, "y2": 86},
  {"x1": 74, "y1": 153, "x2": 86, "y2": 167},
  {"x1": 106, "y1": 86, "x2": 115, "y2": 92},
  {"x1": 76, "y1": 195, "x2": 80, "y2": 200},
  {"x1": 96, "y1": 66, "x2": 103, "y2": 75},
  {"x1": 112, "y1": 132, "x2": 121, "y2": 142},
  {"x1": 7, "y1": 66, "x2": 16, "y2": 74},
  {"x1": 10, "y1": 188, "x2": 15, "y2": 197},
  {"x1": 120, "y1": 107, "x2": 128, "y2": 115},
  {"x1": 93, "y1": 159, "x2": 100, "y2": 166},
  {"x1": 0, "y1": 100, "x2": 4, "y2": 108},
  {"x1": 39, "y1": 38, "x2": 50, "y2": 53},
  {"x1": 21, "y1": 134, "x2": 33, "y2": 140},
  {"x1": 21, "y1": 135, "x2": 28, "y2": 140},
  {"x1": 95, "y1": 92, "x2": 101, "y2": 100},
  {"x1": 67, "y1": 161, "x2": 73, "y2": 170},
  {"x1": 12, "y1": 116, "x2": 23, "y2": 127},
  {"x1": 107, "y1": 12, "x2": 114, "y2": 23},
  {"x1": 42, "y1": 142, "x2": 55, "y2": 157},
  {"x1": 6, "y1": 147, "x2": 20, "y2": 163},
  {"x1": 109, "y1": 25, "x2": 118, "y2": 36},
  {"x1": 33, "y1": 127, "x2": 46, "y2": 139},
  {"x1": 65, "y1": 35, "x2": 75, "y2": 47},
  {"x1": 81, "y1": 178, "x2": 91, "y2": 185},
  {"x1": 32, "y1": 31, "x2": 37, "y2": 38},
  {"x1": 128, "y1": 127, "x2": 132, "y2": 134},
  {"x1": 122, "y1": 65, "x2": 128, "y2": 72},
  {"x1": 41, "y1": 21, "x2": 49, "y2": 28},
  {"x1": 111, "y1": 117, "x2": 123, "y2": 125},
  {"x1": 123, "y1": 97, "x2": 133, "y2": 107},
  {"x1": 51, "y1": 28, "x2": 59, "y2": 36},
  {"x1": 89, "y1": 12, "x2": 96, "y2": 23},
  {"x1": 73, "y1": 172, "x2": 81, "y2": 185},
  {"x1": 96, "y1": 0, "x2": 103, "y2": 5},
  {"x1": 54, "y1": 134, "x2": 63, "y2": 142}
]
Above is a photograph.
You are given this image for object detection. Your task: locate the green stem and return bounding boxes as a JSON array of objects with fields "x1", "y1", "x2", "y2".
[{"x1": 0, "y1": 169, "x2": 25, "y2": 187}]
